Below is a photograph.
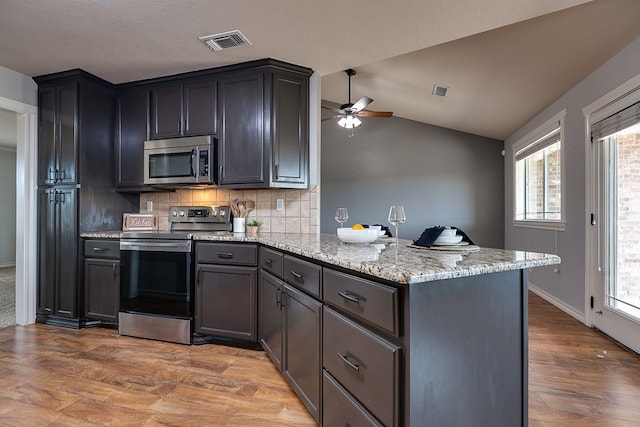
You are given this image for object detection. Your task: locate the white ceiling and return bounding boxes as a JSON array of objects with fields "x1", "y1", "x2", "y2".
[{"x1": 1, "y1": 0, "x2": 639, "y2": 140}]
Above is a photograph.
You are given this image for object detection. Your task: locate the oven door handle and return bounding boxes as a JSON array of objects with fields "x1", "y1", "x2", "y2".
[{"x1": 120, "y1": 241, "x2": 192, "y2": 253}]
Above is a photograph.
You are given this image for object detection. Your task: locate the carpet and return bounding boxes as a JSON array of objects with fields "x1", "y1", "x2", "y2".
[{"x1": 0, "y1": 266, "x2": 16, "y2": 329}]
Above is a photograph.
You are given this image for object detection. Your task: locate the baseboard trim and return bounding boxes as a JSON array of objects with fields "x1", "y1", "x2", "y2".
[{"x1": 528, "y1": 283, "x2": 586, "y2": 325}]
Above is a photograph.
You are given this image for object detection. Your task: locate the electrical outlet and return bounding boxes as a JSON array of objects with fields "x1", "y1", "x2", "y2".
[
  {"x1": 276, "y1": 199, "x2": 284, "y2": 211},
  {"x1": 146, "y1": 200, "x2": 153, "y2": 212}
]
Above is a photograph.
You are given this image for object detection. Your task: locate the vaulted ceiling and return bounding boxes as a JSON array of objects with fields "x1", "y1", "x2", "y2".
[{"x1": 1, "y1": 0, "x2": 639, "y2": 140}]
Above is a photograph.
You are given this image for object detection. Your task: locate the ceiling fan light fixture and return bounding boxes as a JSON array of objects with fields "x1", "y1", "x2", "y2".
[{"x1": 337, "y1": 114, "x2": 361, "y2": 129}]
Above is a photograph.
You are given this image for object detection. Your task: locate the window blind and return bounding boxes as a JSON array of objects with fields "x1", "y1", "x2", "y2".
[
  {"x1": 515, "y1": 123, "x2": 561, "y2": 161},
  {"x1": 591, "y1": 100, "x2": 640, "y2": 140}
]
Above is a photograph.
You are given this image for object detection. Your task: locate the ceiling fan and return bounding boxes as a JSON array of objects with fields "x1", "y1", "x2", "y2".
[{"x1": 322, "y1": 69, "x2": 393, "y2": 129}]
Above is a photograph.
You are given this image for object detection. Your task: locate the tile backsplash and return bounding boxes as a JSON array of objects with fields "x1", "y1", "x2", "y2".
[{"x1": 139, "y1": 185, "x2": 319, "y2": 234}]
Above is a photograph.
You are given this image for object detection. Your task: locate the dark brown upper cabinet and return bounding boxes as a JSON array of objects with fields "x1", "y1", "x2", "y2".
[
  {"x1": 218, "y1": 62, "x2": 311, "y2": 188},
  {"x1": 150, "y1": 77, "x2": 217, "y2": 139},
  {"x1": 38, "y1": 81, "x2": 78, "y2": 186},
  {"x1": 115, "y1": 88, "x2": 150, "y2": 188}
]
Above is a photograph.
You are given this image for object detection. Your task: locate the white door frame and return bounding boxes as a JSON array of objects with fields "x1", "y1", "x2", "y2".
[{"x1": 0, "y1": 96, "x2": 38, "y2": 325}]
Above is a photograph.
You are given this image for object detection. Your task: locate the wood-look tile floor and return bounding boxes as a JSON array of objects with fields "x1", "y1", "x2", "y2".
[{"x1": 0, "y1": 293, "x2": 639, "y2": 426}]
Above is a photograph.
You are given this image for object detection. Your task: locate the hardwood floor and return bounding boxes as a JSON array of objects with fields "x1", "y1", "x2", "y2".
[
  {"x1": 0, "y1": 326, "x2": 316, "y2": 426},
  {"x1": 0, "y1": 293, "x2": 638, "y2": 426},
  {"x1": 528, "y1": 292, "x2": 640, "y2": 427}
]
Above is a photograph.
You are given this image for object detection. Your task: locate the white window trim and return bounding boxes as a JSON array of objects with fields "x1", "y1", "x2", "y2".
[{"x1": 512, "y1": 108, "x2": 567, "y2": 231}]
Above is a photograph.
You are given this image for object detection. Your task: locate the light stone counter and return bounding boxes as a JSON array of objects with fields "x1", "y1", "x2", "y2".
[{"x1": 83, "y1": 231, "x2": 560, "y2": 285}]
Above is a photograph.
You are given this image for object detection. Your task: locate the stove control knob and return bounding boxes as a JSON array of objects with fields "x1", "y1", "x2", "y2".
[
  {"x1": 179, "y1": 211, "x2": 185, "y2": 217},
  {"x1": 171, "y1": 211, "x2": 178, "y2": 217},
  {"x1": 220, "y1": 210, "x2": 226, "y2": 216}
]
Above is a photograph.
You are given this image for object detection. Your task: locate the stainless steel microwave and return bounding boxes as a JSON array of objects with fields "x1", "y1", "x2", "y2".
[{"x1": 143, "y1": 135, "x2": 217, "y2": 185}]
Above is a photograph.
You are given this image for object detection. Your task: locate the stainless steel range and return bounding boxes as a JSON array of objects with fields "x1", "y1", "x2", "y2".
[{"x1": 119, "y1": 206, "x2": 231, "y2": 344}]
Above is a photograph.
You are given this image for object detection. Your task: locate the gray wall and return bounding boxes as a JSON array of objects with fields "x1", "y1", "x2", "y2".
[
  {"x1": 321, "y1": 114, "x2": 505, "y2": 248},
  {"x1": 0, "y1": 147, "x2": 16, "y2": 266},
  {"x1": 504, "y1": 36, "x2": 640, "y2": 316}
]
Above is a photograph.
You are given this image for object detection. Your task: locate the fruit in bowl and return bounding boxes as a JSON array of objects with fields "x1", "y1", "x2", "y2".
[{"x1": 337, "y1": 227, "x2": 380, "y2": 244}]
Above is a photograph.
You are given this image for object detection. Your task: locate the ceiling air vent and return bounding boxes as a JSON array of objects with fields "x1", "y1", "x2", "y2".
[
  {"x1": 198, "y1": 30, "x2": 251, "y2": 52},
  {"x1": 432, "y1": 84, "x2": 449, "y2": 97}
]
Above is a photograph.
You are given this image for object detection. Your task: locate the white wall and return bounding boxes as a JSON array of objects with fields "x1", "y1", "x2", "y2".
[{"x1": 504, "y1": 36, "x2": 640, "y2": 319}]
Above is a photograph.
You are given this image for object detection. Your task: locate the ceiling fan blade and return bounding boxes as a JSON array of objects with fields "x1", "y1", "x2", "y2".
[
  {"x1": 321, "y1": 105, "x2": 341, "y2": 112},
  {"x1": 358, "y1": 110, "x2": 393, "y2": 118},
  {"x1": 321, "y1": 115, "x2": 344, "y2": 122},
  {"x1": 350, "y1": 96, "x2": 373, "y2": 112}
]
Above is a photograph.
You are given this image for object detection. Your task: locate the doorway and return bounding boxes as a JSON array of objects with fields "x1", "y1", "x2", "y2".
[
  {"x1": 0, "y1": 109, "x2": 17, "y2": 327},
  {"x1": 0, "y1": 95, "x2": 38, "y2": 326},
  {"x1": 587, "y1": 77, "x2": 640, "y2": 355},
  {"x1": 591, "y1": 121, "x2": 640, "y2": 354}
]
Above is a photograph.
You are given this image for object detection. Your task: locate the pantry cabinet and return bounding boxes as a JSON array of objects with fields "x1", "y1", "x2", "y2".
[{"x1": 34, "y1": 69, "x2": 139, "y2": 327}]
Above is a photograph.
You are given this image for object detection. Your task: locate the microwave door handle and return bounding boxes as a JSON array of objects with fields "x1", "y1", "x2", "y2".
[{"x1": 190, "y1": 148, "x2": 197, "y2": 178}]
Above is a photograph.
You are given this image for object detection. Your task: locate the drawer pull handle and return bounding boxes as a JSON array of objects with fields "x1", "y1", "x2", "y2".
[
  {"x1": 92, "y1": 247, "x2": 107, "y2": 253},
  {"x1": 337, "y1": 291, "x2": 361, "y2": 304},
  {"x1": 289, "y1": 270, "x2": 303, "y2": 280},
  {"x1": 264, "y1": 258, "x2": 273, "y2": 265},
  {"x1": 338, "y1": 352, "x2": 361, "y2": 372},
  {"x1": 217, "y1": 252, "x2": 234, "y2": 259}
]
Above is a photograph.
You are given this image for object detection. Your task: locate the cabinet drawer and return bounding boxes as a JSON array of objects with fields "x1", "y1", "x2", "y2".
[
  {"x1": 323, "y1": 307, "x2": 401, "y2": 427},
  {"x1": 323, "y1": 370, "x2": 384, "y2": 427},
  {"x1": 84, "y1": 240, "x2": 120, "y2": 259},
  {"x1": 283, "y1": 254, "x2": 321, "y2": 297},
  {"x1": 323, "y1": 268, "x2": 398, "y2": 336},
  {"x1": 196, "y1": 242, "x2": 257, "y2": 266},
  {"x1": 259, "y1": 246, "x2": 283, "y2": 278}
]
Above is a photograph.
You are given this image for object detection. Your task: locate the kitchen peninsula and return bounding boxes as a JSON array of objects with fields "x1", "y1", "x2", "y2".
[{"x1": 83, "y1": 230, "x2": 560, "y2": 426}]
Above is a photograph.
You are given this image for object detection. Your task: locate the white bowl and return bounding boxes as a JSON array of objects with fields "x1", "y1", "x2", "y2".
[
  {"x1": 440, "y1": 227, "x2": 457, "y2": 237},
  {"x1": 433, "y1": 235, "x2": 463, "y2": 245},
  {"x1": 337, "y1": 228, "x2": 380, "y2": 244}
]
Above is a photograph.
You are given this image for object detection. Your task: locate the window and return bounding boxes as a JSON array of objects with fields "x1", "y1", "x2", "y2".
[{"x1": 513, "y1": 110, "x2": 565, "y2": 229}]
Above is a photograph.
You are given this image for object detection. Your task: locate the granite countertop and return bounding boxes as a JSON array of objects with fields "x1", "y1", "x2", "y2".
[{"x1": 82, "y1": 231, "x2": 560, "y2": 285}]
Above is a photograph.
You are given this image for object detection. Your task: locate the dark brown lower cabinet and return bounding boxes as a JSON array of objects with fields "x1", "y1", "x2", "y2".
[
  {"x1": 258, "y1": 270, "x2": 322, "y2": 424},
  {"x1": 194, "y1": 242, "x2": 258, "y2": 342},
  {"x1": 322, "y1": 370, "x2": 384, "y2": 427},
  {"x1": 84, "y1": 239, "x2": 120, "y2": 325},
  {"x1": 195, "y1": 264, "x2": 257, "y2": 341}
]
